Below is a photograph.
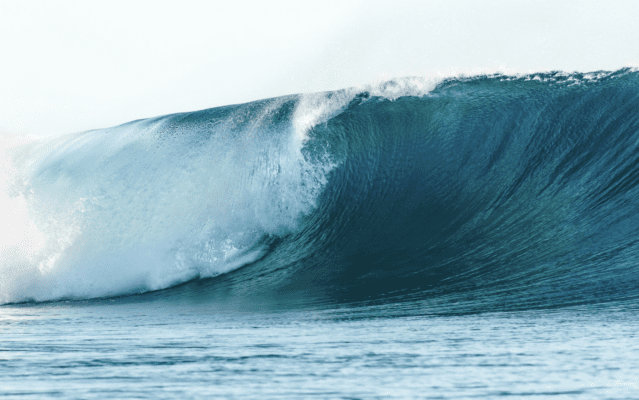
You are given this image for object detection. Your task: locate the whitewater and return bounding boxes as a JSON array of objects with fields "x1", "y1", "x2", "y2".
[
  {"x1": 0, "y1": 77, "x2": 436, "y2": 304},
  {"x1": 3, "y1": 70, "x2": 639, "y2": 398}
]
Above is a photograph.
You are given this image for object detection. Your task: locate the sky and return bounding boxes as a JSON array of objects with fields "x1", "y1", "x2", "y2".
[{"x1": 1, "y1": 0, "x2": 638, "y2": 138}]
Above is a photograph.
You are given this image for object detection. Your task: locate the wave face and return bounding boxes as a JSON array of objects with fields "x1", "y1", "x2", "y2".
[{"x1": 3, "y1": 70, "x2": 639, "y2": 312}]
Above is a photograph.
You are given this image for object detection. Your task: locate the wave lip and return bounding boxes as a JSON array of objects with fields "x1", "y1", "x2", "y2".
[{"x1": 3, "y1": 70, "x2": 639, "y2": 312}]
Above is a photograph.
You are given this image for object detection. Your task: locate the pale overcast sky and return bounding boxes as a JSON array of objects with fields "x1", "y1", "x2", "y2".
[{"x1": 1, "y1": 0, "x2": 638, "y2": 137}]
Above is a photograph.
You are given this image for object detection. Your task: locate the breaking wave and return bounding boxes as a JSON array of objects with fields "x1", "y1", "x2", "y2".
[{"x1": 3, "y1": 70, "x2": 639, "y2": 314}]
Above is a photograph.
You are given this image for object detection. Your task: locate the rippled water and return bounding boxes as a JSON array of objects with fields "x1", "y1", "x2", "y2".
[{"x1": 2, "y1": 301, "x2": 638, "y2": 399}]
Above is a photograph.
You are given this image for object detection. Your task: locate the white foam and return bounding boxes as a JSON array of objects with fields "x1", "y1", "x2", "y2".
[
  {"x1": 0, "y1": 97, "x2": 341, "y2": 303},
  {"x1": 0, "y1": 77, "x2": 450, "y2": 304}
]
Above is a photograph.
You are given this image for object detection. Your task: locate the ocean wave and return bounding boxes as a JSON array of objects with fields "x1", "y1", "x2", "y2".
[{"x1": 3, "y1": 69, "x2": 639, "y2": 312}]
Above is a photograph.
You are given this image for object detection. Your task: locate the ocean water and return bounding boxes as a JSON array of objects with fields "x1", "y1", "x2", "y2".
[
  {"x1": 2, "y1": 69, "x2": 639, "y2": 398},
  {"x1": 2, "y1": 301, "x2": 639, "y2": 398}
]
